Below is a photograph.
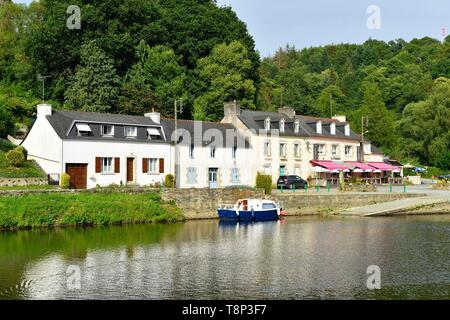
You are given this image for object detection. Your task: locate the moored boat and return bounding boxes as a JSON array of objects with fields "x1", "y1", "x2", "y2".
[{"x1": 217, "y1": 199, "x2": 284, "y2": 221}]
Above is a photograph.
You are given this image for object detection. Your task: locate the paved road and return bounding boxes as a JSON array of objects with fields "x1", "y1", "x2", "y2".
[{"x1": 342, "y1": 183, "x2": 450, "y2": 216}]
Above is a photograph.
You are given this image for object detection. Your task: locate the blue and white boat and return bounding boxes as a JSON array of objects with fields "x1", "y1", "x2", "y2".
[{"x1": 217, "y1": 199, "x2": 285, "y2": 221}]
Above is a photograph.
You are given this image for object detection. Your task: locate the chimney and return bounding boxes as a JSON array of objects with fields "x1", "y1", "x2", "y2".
[
  {"x1": 144, "y1": 109, "x2": 160, "y2": 124},
  {"x1": 37, "y1": 104, "x2": 52, "y2": 118},
  {"x1": 224, "y1": 100, "x2": 241, "y2": 117},
  {"x1": 278, "y1": 106, "x2": 295, "y2": 118},
  {"x1": 332, "y1": 115, "x2": 346, "y2": 123}
]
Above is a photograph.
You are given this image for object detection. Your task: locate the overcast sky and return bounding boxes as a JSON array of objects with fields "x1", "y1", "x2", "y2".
[{"x1": 14, "y1": 0, "x2": 450, "y2": 57}]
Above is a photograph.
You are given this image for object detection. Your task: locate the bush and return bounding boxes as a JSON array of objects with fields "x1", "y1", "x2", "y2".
[
  {"x1": 0, "y1": 139, "x2": 15, "y2": 152},
  {"x1": 256, "y1": 172, "x2": 272, "y2": 195},
  {"x1": 60, "y1": 173, "x2": 71, "y2": 189},
  {"x1": 16, "y1": 145, "x2": 28, "y2": 159},
  {"x1": 0, "y1": 109, "x2": 15, "y2": 138},
  {"x1": 164, "y1": 174, "x2": 175, "y2": 188},
  {"x1": 6, "y1": 148, "x2": 25, "y2": 167}
]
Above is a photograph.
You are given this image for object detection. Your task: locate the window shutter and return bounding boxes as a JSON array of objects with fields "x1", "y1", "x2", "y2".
[
  {"x1": 159, "y1": 158, "x2": 164, "y2": 173},
  {"x1": 142, "y1": 158, "x2": 148, "y2": 173},
  {"x1": 114, "y1": 158, "x2": 120, "y2": 173},
  {"x1": 95, "y1": 157, "x2": 101, "y2": 173}
]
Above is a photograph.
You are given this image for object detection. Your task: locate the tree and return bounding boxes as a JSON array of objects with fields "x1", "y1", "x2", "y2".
[
  {"x1": 316, "y1": 85, "x2": 345, "y2": 117},
  {"x1": 64, "y1": 41, "x2": 120, "y2": 112},
  {"x1": 0, "y1": 108, "x2": 15, "y2": 138},
  {"x1": 193, "y1": 41, "x2": 256, "y2": 120},
  {"x1": 120, "y1": 41, "x2": 187, "y2": 117},
  {"x1": 358, "y1": 82, "x2": 395, "y2": 150}
]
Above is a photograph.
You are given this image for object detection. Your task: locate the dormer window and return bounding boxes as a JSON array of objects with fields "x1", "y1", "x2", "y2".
[
  {"x1": 265, "y1": 117, "x2": 271, "y2": 131},
  {"x1": 330, "y1": 122, "x2": 336, "y2": 135},
  {"x1": 280, "y1": 119, "x2": 285, "y2": 132},
  {"x1": 344, "y1": 124, "x2": 350, "y2": 136},
  {"x1": 102, "y1": 125, "x2": 114, "y2": 137},
  {"x1": 75, "y1": 123, "x2": 92, "y2": 136},
  {"x1": 125, "y1": 126, "x2": 137, "y2": 138},
  {"x1": 147, "y1": 128, "x2": 161, "y2": 140},
  {"x1": 294, "y1": 120, "x2": 300, "y2": 133},
  {"x1": 316, "y1": 121, "x2": 322, "y2": 134}
]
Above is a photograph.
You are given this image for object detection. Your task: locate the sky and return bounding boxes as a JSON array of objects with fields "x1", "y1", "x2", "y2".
[{"x1": 13, "y1": 0, "x2": 450, "y2": 57}]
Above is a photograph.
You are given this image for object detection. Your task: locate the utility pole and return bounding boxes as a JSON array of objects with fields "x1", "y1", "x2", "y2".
[
  {"x1": 174, "y1": 98, "x2": 183, "y2": 188},
  {"x1": 361, "y1": 115, "x2": 369, "y2": 162},
  {"x1": 37, "y1": 75, "x2": 51, "y2": 104}
]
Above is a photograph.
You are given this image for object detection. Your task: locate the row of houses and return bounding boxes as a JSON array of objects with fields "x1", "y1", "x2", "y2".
[{"x1": 22, "y1": 102, "x2": 395, "y2": 189}]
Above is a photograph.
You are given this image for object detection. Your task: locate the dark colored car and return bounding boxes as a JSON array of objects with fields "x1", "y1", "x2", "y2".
[
  {"x1": 277, "y1": 175, "x2": 308, "y2": 189},
  {"x1": 438, "y1": 174, "x2": 450, "y2": 181}
]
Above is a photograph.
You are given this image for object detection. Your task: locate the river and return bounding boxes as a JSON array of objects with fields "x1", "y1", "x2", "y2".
[{"x1": 0, "y1": 215, "x2": 449, "y2": 299}]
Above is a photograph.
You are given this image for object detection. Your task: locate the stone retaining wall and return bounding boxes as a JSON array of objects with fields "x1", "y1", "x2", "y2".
[
  {"x1": 162, "y1": 188, "x2": 425, "y2": 219},
  {"x1": 0, "y1": 177, "x2": 48, "y2": 187}
]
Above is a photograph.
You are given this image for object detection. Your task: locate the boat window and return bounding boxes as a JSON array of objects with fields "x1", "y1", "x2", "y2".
[{"x1": 262, "y1": 203, "x2": 276, "y2": 209}]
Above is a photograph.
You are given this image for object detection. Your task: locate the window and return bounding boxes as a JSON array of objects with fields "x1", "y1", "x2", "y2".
[
  {"x1": 279, "y1": 143, "x2": 287, "y2": 157},
  {"x1": 265, "y1": 117, "x2": 271, "y2": 130},
  {"x1": 187, "y1": 167, "x2": 197, "y2": 184},
  {"x1": 263, "y1": 165, "x2": 271, "y2": 175},
  {"x1": 102, "y1": 125, "x2": 114, "y2": 136},
  {"x1": 316, "y1": 121, "x2": 322, "y2": 134},
  {"x1": 317, "y1": 144, "x2": 325, "y2": 154},
  {"x1": 125, "y1": 126, "x2": 137, "y2": 137},
  {"x1": 210, "y1": 145, "x2": 216, "y2": 158},
  {"x1": 332, "y1": 144, "x2": 339, "y2": 155},
  {"x1": 102, "y1": 157, "x2": 113, "y2": 173},
  {"x1": 231, "y1": 168, "x2": 239, "y2": 183},
  {"x1": 294, "y1": 120, "x2": 300, "y2": 133},
  {"x1": 262, "y1": 203, "x2": 276, "y2": 209},
  {"x1": 147, "y1": 128, "x2": 161, "y2": 140},
  {"x1": 345, "y1": 146, "x2": 352, "y2": 156},
  {"x1": 189, "y1": 144, "x2": 194, "y2": 159},
  {"x1": 232, "y1": 145, "x2": 237, "y2": 159},
  {"x1": 280, "y1": 119, "x2": 285, "y2": 132},
  {"x1": 76, "y1": 123, "x2": 92, "y2": 136},
  {"x1": 148, "y1": 158, "x2": 158, "y2": 173},
  {"x1": 264, "y1": 141, "x2": 271, "y2": 157},
  {"x1": 294, "y1": 166, "x2": 301, "y2": 176},
  {"x1": 294, "y1": 143, "x2": 300, "y2": 158},
  {"x1": 330, "y1": 122, "x2": 336, "y2": 135},
  {"x1": 344, "y1": 124, "x2": 350, "y2": 136}
]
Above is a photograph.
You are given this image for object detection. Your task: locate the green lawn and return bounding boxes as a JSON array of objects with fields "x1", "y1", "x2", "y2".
[
  {"x1": 0, "y1": 185, "x2": 57, "y2": 191},
  {"x1": 0, "y1": 191, "x2": 184, "y2": 229},
  {"x1": 0, "y1": 151, "x2": 46, "y2": 178}
]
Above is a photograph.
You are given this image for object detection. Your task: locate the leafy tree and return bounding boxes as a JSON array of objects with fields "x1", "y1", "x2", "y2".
[
  {"x1": 0, "y1": 108, "x2": 15, "y2": 138},
  {"x1": 193, "y1": 41, "x2": 256, "y2": 120},
  {"x1": 121, "y1": 41, "x2": 187, "y2": 117},
  {"x1": 316, "y1": 85, "x2": 345, "y2": 117},
  {"x1": 64, "y1": 41, "x2": 120, "y2": 112}
]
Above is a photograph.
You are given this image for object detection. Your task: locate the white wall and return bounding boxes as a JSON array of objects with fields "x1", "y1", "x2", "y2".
[
  {"x1": 62, "y1": 140, "x2": 171, "y2": 189},
  {"x1": 22, "y1": 117, "x2": 62, "y2": 174}
]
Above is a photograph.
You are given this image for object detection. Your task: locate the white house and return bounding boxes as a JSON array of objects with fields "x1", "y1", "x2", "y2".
[
  {"x1": 161, "y1": 119, "x2": 253, "y2": 189},
  {"x1": 23, "y1": 104, "x2": 171, "y2": 189}
]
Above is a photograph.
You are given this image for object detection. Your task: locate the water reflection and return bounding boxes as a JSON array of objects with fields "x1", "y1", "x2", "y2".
[{"x1": 0, "y1": 215, "x2": 449, "y2": 299}]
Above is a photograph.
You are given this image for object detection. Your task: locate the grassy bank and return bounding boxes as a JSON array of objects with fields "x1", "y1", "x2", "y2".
[
  {"x1": 0, "y1": 192, "x2": 184, "y2": 229},
  {"x1": 0, "y1": 151, "x2": 46, "y2": 178}
]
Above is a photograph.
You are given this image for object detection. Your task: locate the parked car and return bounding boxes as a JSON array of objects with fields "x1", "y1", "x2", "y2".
[
  {"x1": 277, "y1": 175, "x2": 308, "y2": 189},
  {"x1": 438, "y1": 174, "x2": 450, "y2": 181}
]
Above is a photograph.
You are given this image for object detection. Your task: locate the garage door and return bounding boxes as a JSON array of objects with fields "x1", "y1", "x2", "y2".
[{"x1": 65, "y1": 164, "x2": 88, "y2": 189}]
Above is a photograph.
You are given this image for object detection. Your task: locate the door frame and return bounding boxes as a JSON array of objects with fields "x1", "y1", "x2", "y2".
[
  {"x1": 208, "y1": 167, "x2": 218, "y2": 189},
  {"x1": 126, "y1": 157, "x2": 136, "y2": 184}
]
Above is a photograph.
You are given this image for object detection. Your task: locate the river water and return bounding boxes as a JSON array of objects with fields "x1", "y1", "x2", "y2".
[{"x1": 0, "y1": 215, "x2": 449, "y2": 300}]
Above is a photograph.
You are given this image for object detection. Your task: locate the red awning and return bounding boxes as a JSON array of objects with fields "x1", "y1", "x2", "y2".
[
  {"x1": 345, "y1": 161, "x2": 374, "y2": 171},
  {"x1": 310, "y1": 160, "x2": 350, "y2": 171},
  {"x1": 367, "y1": 162, "x2": 399, "y2": 171}
]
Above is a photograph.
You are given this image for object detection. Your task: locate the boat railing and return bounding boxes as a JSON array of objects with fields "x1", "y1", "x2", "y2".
[{"x1": 218, "y1": 203, "x2": 236, "y2": 210}]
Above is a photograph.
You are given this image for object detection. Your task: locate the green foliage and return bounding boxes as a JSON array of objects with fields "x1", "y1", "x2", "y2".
[
  {"x1": 5, "y1": 147, "x2": 25, "y2": 167},
  {"x1": 0, "y1": 150, "x2": 45, "y2": 177},
  {"x1": 255, "y1": 172, "x2": 272, "y2": 195},
  {"x1": 0, "y1": 139, "x2": 14, "y2": 152},
  {"x1": 0, "y1": 108, "x2": 15, "y2": 138},
  {"x1": 64, "y1": 40, "x2": 121, "y2": 112},
  {"x1": 0, "y1": 192, "x2": 184, "y2": 229},
  {"x1": 164, "y1": 174, "x2": 175, "y2": 188},
  {"x1": 193, "y1": 41, "x2": 256, "y2": 120},
  {"x1": 15, "y1": 145, "x2": 27, "y2": 159},
  {"x1": 60, "y1": 173, "x2": 71, "y2": 189}
]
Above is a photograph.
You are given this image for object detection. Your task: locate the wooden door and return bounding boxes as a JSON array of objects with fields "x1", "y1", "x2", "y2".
[
  {"x1": 65, "y1": 164, "x2": 88, "y2": 189},
  {"x1": 126, "y1": 158, "x2": 134, "y2": 182}
]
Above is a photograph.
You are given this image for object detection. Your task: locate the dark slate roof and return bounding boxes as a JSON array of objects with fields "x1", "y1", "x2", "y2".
[
  {"x1": 237, "y1": 109, "x2": 361, "y2": 141},
  {"x1": 46, "y1": 110, "x2": 167, "y2": 143},
  {"x1": 160, "y1": 119, "x2": 250, "y2": 148},
  {"x1": 370, "y1": 144, "x2": 384, "y2": 154}
]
